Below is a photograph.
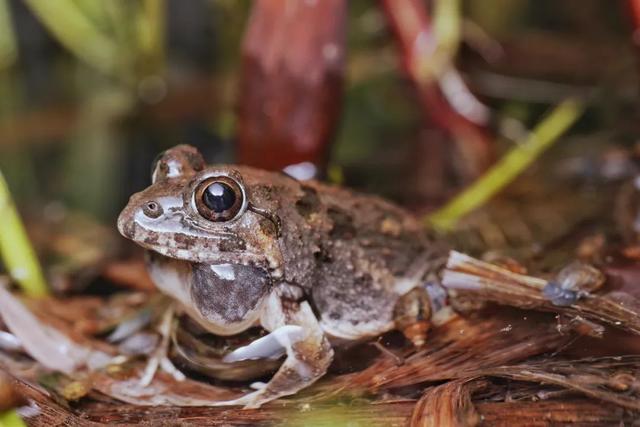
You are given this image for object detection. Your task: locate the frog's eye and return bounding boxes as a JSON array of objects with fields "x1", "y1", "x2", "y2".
[{"x1": 194, "y1": 176, "x2": 245, "y2": 222}]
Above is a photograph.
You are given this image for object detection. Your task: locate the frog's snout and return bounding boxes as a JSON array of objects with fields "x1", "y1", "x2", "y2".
[
  {"x1": 117, "y1": 195, "x2": 145, "y2": 240},
  {"x1": 118, "y1": 196, "x2": 165, "y2": 239},
  {"x1": 116, "y1": 204, "x2": 137, "y2": 240}
]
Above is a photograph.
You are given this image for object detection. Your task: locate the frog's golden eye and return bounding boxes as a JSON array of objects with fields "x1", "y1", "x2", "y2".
[{"x1": 194, "y1": 176, "x2": 244, "y2": 222}]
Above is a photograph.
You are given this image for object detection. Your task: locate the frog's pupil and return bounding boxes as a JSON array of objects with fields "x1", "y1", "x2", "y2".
[{"x1": 203, "y1": 182, "x2": 236, "y2": 213}]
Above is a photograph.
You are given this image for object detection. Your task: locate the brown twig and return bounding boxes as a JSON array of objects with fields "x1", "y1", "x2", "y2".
[{"x1": 443, "y1": 251, "x2": 640, "y2": 335}]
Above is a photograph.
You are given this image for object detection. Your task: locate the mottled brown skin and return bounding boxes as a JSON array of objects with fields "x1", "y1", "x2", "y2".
[{"x1": 117, "y1": 145, "x2": 442, "y2": 407}]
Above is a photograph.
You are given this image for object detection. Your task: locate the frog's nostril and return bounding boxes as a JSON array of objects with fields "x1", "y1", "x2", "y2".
[{"x1": 142, "y1": 201, "x2": 164, "y2": 219}]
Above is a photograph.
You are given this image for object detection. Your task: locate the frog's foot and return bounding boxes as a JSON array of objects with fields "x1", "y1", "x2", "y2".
[
  {"x1": 139, "y1": 305, "x2": 186, "y2": 386},
  {"x1": 215, "y1": 294, "x2": 333, "y2": 409},
  {"x1": 393, "y1": 287, "x2": 432, "y2": 348}
]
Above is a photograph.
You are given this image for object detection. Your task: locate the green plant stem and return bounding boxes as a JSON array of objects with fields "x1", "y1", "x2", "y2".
[
  {"x1": 0, "y1": 170, "x2": 48, "y2": 296},
  {"x1": 432, "y1": 0, "x2": 461, "y2": 61},
  {"x1": 427, "y1": 98, "x2": 585, "y2": 231},
  {"x1": 136, "y1": 0, "x2": 165, "y2": 73},
  {"x1": 23, "y1": 0, "x2": 125, "y2": 77},
  {"x1": 0, "y1": 0, "x2": 16, "y2": 69},
  {"x1": 0, "y1": 410, "x2": 26, "y2": 427}
]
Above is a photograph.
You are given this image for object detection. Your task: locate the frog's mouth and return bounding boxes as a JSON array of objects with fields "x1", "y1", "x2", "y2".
[{"x1": 118, "y1": 215, "x2": 282, "y2": 277}]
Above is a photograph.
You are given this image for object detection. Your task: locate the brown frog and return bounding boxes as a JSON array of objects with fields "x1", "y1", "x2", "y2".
[{"x1": 117, "y1": 145, "x2": 446, "y2": 408}]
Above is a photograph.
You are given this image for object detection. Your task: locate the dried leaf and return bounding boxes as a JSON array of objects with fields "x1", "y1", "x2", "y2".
[
  {"x1": 483, "y1": 356, "x2": 640, "y2": 411},
  {"x1": 0, "y1": 284, "x2": 111, "y2": 373},
  {"x1": 410, "y1": 379, "x2": 486, "y2": 427}
]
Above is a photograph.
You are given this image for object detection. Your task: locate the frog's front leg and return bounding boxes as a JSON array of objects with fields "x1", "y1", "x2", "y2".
[{"x1": 216, "y1": 286, "x2": 333, "y2": 408}]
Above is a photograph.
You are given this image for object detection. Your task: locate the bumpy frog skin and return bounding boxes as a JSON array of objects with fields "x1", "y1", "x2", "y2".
[{"x1": 117, "y1": 145, "x2": 443, "y2": 408}]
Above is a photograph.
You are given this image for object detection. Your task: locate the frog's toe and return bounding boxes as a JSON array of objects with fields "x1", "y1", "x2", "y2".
[
  {"x1": 241, "y1": 392, "x2": 270, "y2": 409},
  {"x1": 160, "y1": 355, "x2": 186, "y2": 381},
  {"x1": 250, "y1": 381, "x2": 267, "y2": 390},
  {"x1": 222, "y1": 325, "x2": 304, "y2": 363},
  {"x1": 207, "y1": 389, "x2": 263, "y2": 408},
  {"x1": 139, "y1": 354, "x2": 186, "y2": 386}
]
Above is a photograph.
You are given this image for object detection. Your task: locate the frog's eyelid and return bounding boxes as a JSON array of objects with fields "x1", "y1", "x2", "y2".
[{"x1": 150, "y1": 151, "x2": 165, "y2": 182}]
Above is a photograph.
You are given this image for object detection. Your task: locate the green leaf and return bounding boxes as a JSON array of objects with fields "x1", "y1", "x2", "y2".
[
  {"x1": 427, "y1": 98, "x2": 585, "y2": 231},
  {"x1": 0, "y1": 169, "x2": 48, "y2": 296}
]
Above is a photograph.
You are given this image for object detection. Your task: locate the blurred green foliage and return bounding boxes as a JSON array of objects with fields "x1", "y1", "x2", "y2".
[
  {"x1": 0, "y1": 410, "x2": 27, "y2": 427},
  {"x1": 0, "y1": 0, "x2": 635, "y2": 222}
]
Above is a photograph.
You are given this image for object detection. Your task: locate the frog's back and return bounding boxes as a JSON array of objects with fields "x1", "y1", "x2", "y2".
[{"x1": 260, "y1": 175, "x2": 439, "y2": 340}]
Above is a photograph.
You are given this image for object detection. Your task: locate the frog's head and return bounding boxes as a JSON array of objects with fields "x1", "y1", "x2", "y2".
[{"x1": 117, "y1": 145, "x2": 285, "y2": 277}]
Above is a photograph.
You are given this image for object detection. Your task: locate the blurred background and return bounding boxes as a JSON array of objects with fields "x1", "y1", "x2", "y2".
[
  {"x1": 1, "y1": 0, "x2": 640, "y2": 290},
  {"x1": 5, "y1": 3, "x2": 640, "y2": 423}
]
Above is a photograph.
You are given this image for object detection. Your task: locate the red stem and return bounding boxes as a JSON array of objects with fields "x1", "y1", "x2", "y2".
[
  {"x1": 381, "y1": 0, "x2": 493, "y2": 175},
  {"x1": 236, "y1": 0, "x2": 346, "y2": 173}
]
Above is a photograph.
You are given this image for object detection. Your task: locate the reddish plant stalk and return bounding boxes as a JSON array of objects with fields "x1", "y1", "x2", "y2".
[
  {"x1": 381, "y1": 0, "x2": 493, "y2": 176},
  {"x1": 236, "y1": 0, "x2": 346, "y2": 174},
  {"x1": 628, "y1": 0, "x2": 640, "y2": 31}
]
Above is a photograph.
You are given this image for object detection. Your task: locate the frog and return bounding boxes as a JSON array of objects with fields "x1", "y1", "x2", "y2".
[{"x1": 117, "y1": 144, "x2": 446, "y2": 408}]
